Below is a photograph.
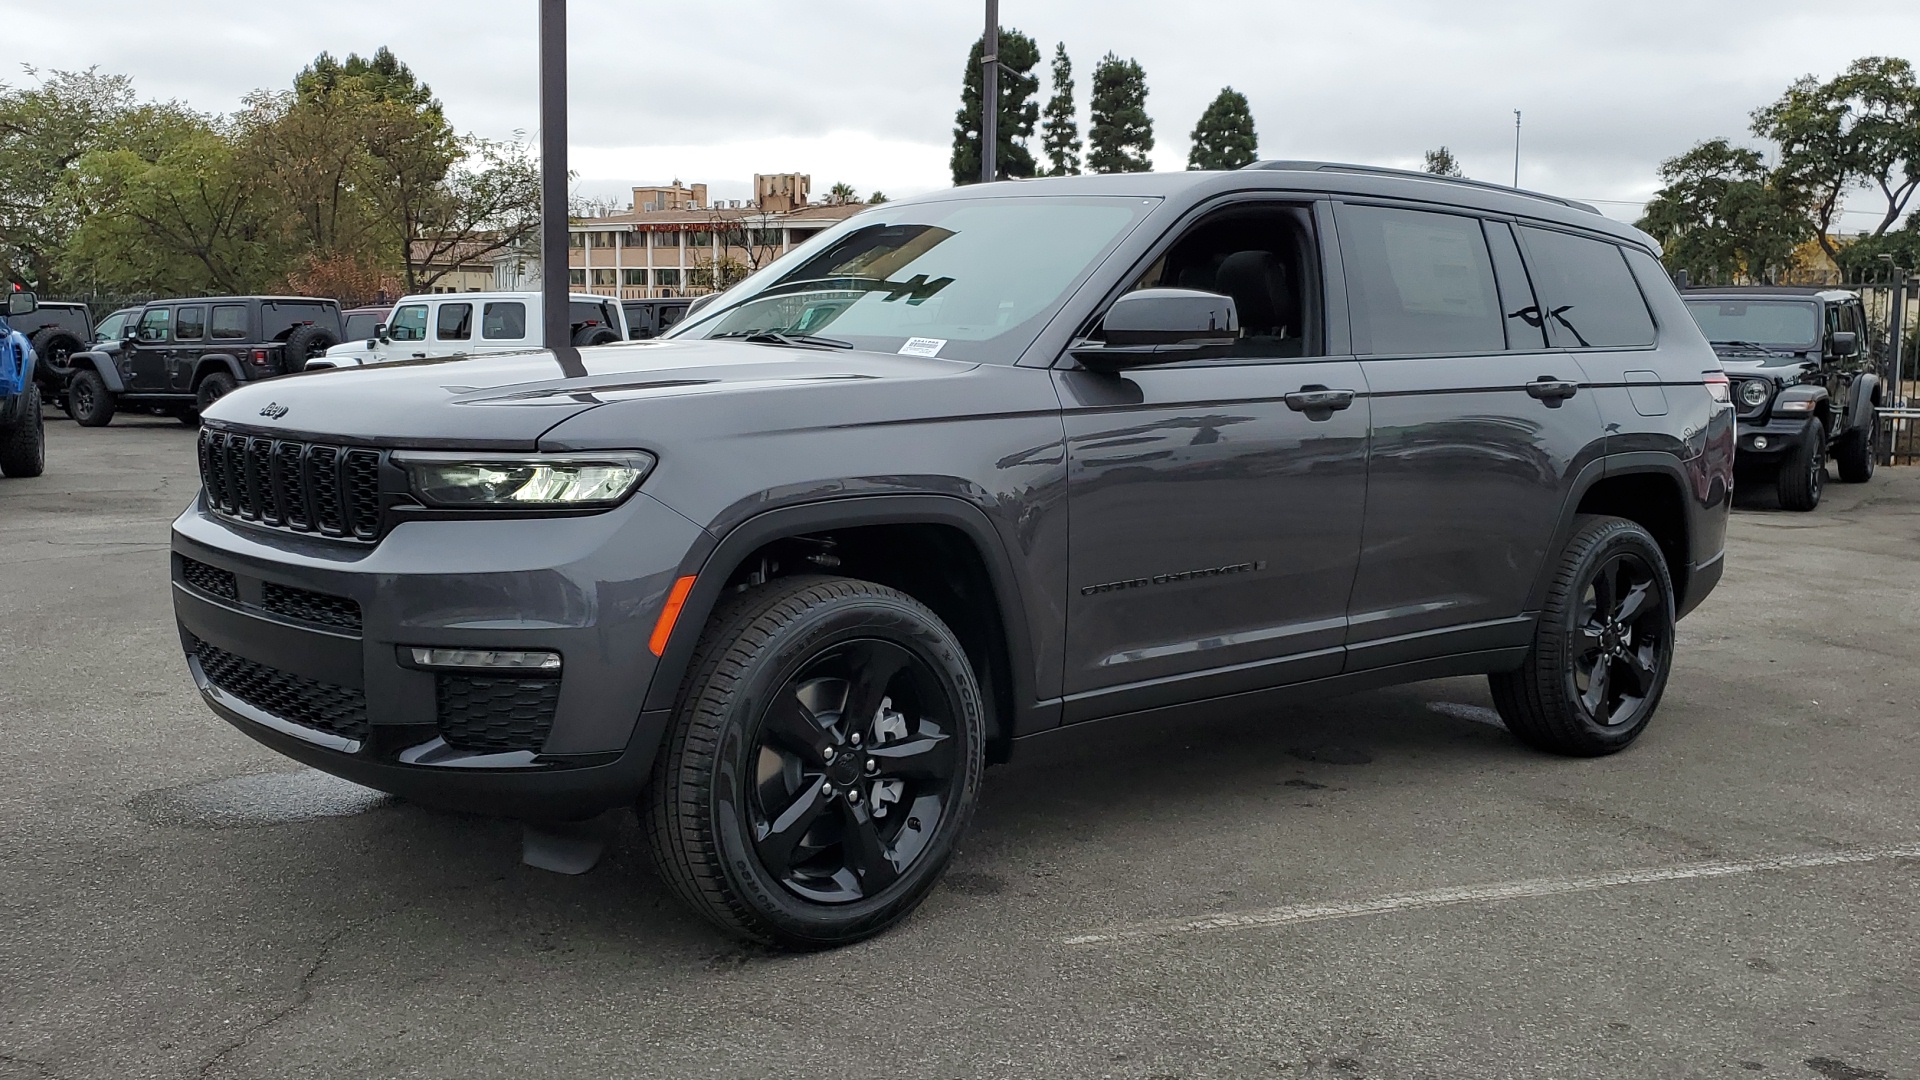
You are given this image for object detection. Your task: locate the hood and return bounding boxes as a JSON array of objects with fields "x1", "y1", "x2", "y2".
[
  {"x1": 1717, "y1": 354, "x2": 1815, "y2": 383},
  {"x1": 200, "y1": 339, "x2": 979, "y2": 450}
]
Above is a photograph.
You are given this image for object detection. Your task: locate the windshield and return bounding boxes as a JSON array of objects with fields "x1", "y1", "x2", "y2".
[
  {"x1": 1685, "y1": 300, "x2": 1818, "y2": 355},
  {"x1": 668, "y1": 196, "x2": 1157, "y2": 363}
]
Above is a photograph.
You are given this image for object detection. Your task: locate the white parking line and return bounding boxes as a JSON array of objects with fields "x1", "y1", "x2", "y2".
[{"x1": 1063, "y1": 844, "x2": 1920, "y2": 946}]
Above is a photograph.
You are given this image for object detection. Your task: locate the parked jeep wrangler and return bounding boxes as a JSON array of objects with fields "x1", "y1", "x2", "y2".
[
  {"x1": 1683, "y1": 287, "x2": 1881, "y2": 510},
  {"x1": 65, "y1": 296, "x2": 343, "y2": 427},
  {"x1": 174, "y1": 165, "x2": 1733, "y2": 948},
  {"x1": 10, "y1": 300, "x2": 90, "y2": 406},
  {"x1": 0, "y1": 288, "x2": 46, "y2": 478}
]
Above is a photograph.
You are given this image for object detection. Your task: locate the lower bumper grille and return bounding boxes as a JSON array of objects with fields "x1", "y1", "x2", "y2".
[
  {"x1": 261, "y1": 581, "x2": 362, "y2": 633},
  {"x1": 191, "y1": 635, "x2": 369, "y2": 743},
  {"x1": 180, "y1": 557, "x2": 237, "y2": 601},
  {"x1": 435, "y1": 676, "x2": 560, "y2": 753}
]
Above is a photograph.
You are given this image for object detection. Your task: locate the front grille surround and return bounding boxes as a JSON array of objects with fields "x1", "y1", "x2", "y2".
[
  {"x1": 190, "y1": 634, "x2": 369, "y2": 743},
  {"x1": 199, "y1": 428, "x2": 386, "y2": 541},
  {"x1": 435, "y1": 675, "x2": 561, "y2": 754}
]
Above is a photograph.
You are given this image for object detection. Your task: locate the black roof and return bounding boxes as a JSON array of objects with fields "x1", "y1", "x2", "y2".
[
  {"x1": 141, "y1": 295, "x2": 339, "y2": 307},
  {"x1": 1682, "y1": 286, "x2": 1856, "y2": 300}
]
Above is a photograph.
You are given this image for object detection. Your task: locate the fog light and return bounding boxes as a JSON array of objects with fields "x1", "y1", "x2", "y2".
[
  {"x1": 406, "y1": 647, "x2": 561, "y2": 672},
  {"x1": 1752, "y1": 435, "x2": 1769, "y2": 450}
]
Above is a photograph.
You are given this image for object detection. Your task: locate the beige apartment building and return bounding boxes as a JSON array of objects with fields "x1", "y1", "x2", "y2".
[{"x1": 566, "y1": 173, "x2": 867, "y2": 298}]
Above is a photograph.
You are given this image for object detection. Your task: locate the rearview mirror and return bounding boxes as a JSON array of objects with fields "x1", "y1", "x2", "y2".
[
  {"x1": 6, "y1": 289, "x2": 36, "y2": 317},
  {"x1": 1830, "y1": 330, "x2": 1858, "y2": 357},
  {"x1": 1071, "y1": 288, "x2": 1239, "y2": 373}
]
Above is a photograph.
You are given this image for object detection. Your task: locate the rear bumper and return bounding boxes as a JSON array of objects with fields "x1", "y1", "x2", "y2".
[{"x1": 171, "y1": 491, "x2": 707, "y2": 818}]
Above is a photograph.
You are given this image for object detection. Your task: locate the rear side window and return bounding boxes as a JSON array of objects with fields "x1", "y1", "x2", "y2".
[
  {"x1": 388, "y1": 304, "x2": 429, "y2": 342},
  {"x1": 482, "y1": 302, "x2": 527, "y2": 340},
  {"x1": 436, "y1": 303, "x2": 473, "y2": 341},
  {"x1": 174, "y1": 305, "x2": 206, "y2": 341},
  {"x1": 210, "y1": 305, "x2": 247, "y2": 340},
  {"x1": 1517, "y1": 227, "x2": 1655, "y2": 349},
  {"x1": 136, "y1": 308, "x2": 171, "y2": 343},
  {"x1": 1484, "y1": 221, "x2": 1547, "y2": 350},
  {"x1": 1338, "y1": 204, "x2": 1504, "y2": 355}
]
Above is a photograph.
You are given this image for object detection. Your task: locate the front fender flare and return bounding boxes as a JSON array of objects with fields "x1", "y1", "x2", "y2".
[{"x1": 66, "y1": 350, "x2": 125, "y2": 393}]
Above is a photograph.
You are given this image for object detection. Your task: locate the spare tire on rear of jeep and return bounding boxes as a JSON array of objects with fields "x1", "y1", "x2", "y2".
[
  {"x1": 283, "y1": 324, "x2": 340, "y2": 372},
  {"x1": 572, "y1": 325, "x2": 620, "y2": 347},
  {"x1": 29, "y1": 327, "x2": 83, "y2": 372}
]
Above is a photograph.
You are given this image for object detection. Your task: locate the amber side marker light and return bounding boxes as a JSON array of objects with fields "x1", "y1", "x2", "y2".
[{"x1": 649, "y1": 576, "x2": 698, "y2": 656}]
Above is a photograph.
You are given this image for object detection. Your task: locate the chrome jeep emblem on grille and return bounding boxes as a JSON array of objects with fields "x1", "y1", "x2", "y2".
[{"x1": 258, "y1": 402, "x2": 289, "y2": 419}]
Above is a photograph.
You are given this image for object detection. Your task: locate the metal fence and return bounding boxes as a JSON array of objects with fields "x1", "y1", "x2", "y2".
[{"x1": 1833, "y1": 274, "x2": 1920, "y2": 466}]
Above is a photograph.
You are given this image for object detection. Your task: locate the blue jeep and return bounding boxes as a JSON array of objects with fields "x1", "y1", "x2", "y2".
[{"x1": 1, "y1": 287, "x2": 47, "y2": 478}]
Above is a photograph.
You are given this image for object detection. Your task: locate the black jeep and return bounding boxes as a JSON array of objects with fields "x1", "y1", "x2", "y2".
[
  {"x1": 65, "y1": 296, "x2": 343, "y2": 427},
  {"x1": 1683, "y1": 287, "x2": 1882, "y2": 510},
  {"x1": 12, "y1": 300, "x2": 90, "y2": 405}
]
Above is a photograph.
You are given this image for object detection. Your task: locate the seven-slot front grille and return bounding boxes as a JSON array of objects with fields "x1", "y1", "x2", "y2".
[
  {"x1": 190, "y1": 634, "x2": 369, "y2": 743},
  {"x1": 198, "y1": 429, "x2": 384, "y2": 541},
  {"x1": 179, "y1": 556, "x2": 237, "y2": 600},
  {"x1": 261, "y1": 581, "x2": 363, "y2": 633},
  {"x1": 435, "y1": 675, "x2": 561, "y2": 753}
]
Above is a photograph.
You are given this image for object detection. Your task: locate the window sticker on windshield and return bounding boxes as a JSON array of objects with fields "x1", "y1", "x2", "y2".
[{"x1": 898, "y1": 337, "x2": 946, "y2": 357}]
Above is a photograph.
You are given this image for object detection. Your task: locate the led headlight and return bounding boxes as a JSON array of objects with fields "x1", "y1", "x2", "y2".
[
  {"x1": 393, "y1": 451, "x2": 655, "y2": 508},
  {"x1": 1739, "y1": 380, "x2": 1770, "y2": 408}
]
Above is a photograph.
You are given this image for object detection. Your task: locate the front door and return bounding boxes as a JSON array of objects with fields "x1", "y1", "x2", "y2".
[
  {"x1": 126, "y1": 307, "x2": 172, "y2": 392},
  {"x1": 1059, "y1": 200, "x2": 1370, "y2": 721}
]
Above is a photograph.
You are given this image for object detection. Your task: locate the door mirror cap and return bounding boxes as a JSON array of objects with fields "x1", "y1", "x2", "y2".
[
  {"x1": 6, "y1": 289, "x2": 36, "y2": 317},
  {"x1": 374, "y1": 323, "x2": 390, "y2": 344},
  {"x1": 1073, "y1": 288, "x2": 1239, "y2": 373},
  {"x1": 1830, "y1": 330, "x2": 1859, "y2": 357}
]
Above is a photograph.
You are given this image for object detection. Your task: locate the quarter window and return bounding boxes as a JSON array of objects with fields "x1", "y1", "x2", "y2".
[
  {"x1": 482, "y1": 302, "x2": 528, "y2": 340},
  {"x1": 210, "y1": 305, "x2": 247, "y2": 340},
  {"x1": 1339, "y1": 204, "x2": 1504, "y2": 355},
  {"x1": 1516, "y1": 227, "x2": 1656, "y2": 349},
  {"x1": 388, "y1": 304, "x2": 429, "y2": 342},
  {"x1": 136, "y1": 308, "x2": 171, "y2": 343},
  {"x1": 1483, "y1": 221, "x2": 1547, "y2": 350},
  {"x1": 174, "y1": 305, "x2": 206, "y2": 341},
  {"x1": 436, "y1": 303, "x2": 473, "y2": 341}
]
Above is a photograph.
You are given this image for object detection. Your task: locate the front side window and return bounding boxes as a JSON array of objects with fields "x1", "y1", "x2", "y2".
[
  {"x1": 1339, "y1": 203, "x2": 1504, "y2": 355},
  {"x1": 210, "y1": 305, "x2": 247, "y2": 340},
  {"x1": 436, "y1": 303, "x2": 472, "y2": 341},
  {"x1": 136, "y1": 308, "x2": 171, "y2": 343},
  {"x1": 1113, "y1": 201, "x2": 1320, "y2": 359},
  {"x1": 483, "y1": 302, "x2": 527, "y2": 340},
  {"x1": 173, "y1": 306, "x2": 205, "y2": 341},
  {"x1": 672, "y1": 196, "x2": 1155, "y2": 362},
  {"x1": 388, "y1": 304, "x2": 429, "y2": 342},
  {"x1": 1518, "y1": 227, "x2": 1656, "y2": 349}
]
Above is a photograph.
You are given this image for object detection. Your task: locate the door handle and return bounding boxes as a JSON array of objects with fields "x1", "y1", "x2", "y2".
[
  {"x1": 1284, "y1": 386, "x2": 1356, "y2": 415},
  {"x1": 1526, "y1": 377, "x2": 1579, "y2": 402}
]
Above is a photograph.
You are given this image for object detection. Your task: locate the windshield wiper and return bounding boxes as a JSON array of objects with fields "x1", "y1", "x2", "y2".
[
  {"x1": 713, "y1": 330, "x2": 855, "y2": 350},
  {"x1": 1710, "y1": 339, "x2": 1779, "y2": 353}
]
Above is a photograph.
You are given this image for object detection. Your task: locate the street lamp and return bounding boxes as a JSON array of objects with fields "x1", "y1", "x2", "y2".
[
  {"x1": 981, "y1": 0, "x2": 999, "y2": 184},
  {"x1": 539, "y1": 0, "x2": 581, "y2": 371}
]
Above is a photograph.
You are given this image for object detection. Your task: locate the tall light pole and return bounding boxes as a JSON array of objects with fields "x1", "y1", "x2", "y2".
[
  {"x1": 1512, "y1": 110, "x2": 1522, "y2": 188},
  {"x1": 539, "y1": 0, "x2": 573, "y2": 359},
  {"x1": 981, "y1": 0, "x2": 998, "y2": 184}
]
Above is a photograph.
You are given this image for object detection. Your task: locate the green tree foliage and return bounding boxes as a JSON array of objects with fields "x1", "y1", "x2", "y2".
[
  {"x1": 1040, "y1": 43, "x2": 1081, "y2": 176},
  {"x1": 825, "y1": 182, "x2": 858, "y2": 204},
  {"x1": 1637, "y1": 139, "x2": 1811, "y2": 285},
  {"x1": 1753, "y1": 56, "x2": 1920, "y2": 260},
  {"x1": 1187, "y1": 87, "x2": 1257, "y2": 170},
  {"x1": 0, "y1": 68, "x2": 148, "y2": 290},
  {"x1": 1087, "y1": 54, "x2": 1154, "y2": 174},
  {"x1": 866, "y1": 191, "x2": 889, "y2": 204},
  {"x1": 1423, "y1": 146, "x2": 1464, "y2": 178},
  {"x1": 949, "y1": 29, "x2": 1041, "y2": 185}
]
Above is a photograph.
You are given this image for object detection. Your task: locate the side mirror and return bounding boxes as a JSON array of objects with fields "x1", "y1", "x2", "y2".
[
  {"x1": 1071, "y1": 288, "x2": 1239, "y2": 373},
  {"x1": 7, "y1": 289, "x2": 36, "y2": 317},
  {"x1": 1830, "y1": 330, "x2": 1859, "y2": 358},
  {"x1": 374, "y1": 323, "x2": 390, "y2": 344}
]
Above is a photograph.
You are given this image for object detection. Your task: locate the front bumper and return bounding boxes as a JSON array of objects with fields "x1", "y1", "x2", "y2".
[
  {"x1": 1733, "y1": 415, "x2": 1816, "y2": 462},
  {"x1": 171, "y1": 490, "x2": 707, "y2": 818}
]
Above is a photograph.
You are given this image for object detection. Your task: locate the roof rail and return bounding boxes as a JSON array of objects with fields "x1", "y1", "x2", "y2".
[{"x1": 1244, "y1": 160, "x2": 1601, "y2": 215}]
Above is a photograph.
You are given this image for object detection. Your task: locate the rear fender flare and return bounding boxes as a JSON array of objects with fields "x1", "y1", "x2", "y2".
[{"x1": 193, "y1": 355, "x2": 244, "y2": 388}]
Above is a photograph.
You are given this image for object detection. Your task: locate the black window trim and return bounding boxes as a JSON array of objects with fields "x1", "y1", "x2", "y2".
[{"x1": 174, "y1": 304, "x2": 207, "y2": 342}]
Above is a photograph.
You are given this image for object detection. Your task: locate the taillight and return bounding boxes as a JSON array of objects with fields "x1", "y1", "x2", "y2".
[
  {"x1": 251, "y1": 350, "x2": 269, "y2": 366},
  {"x1": 1703, "y1": 370, "x2": 1730, "y2": 404}
]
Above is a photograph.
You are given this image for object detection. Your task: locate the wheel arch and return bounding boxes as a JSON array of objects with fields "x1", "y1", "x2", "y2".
[
  {"x1": 642, "y1": 495, "x2": 1041, "y2": 762},
  {"x1": 1533, "y1": 456, "x2": 1695, "y2": 619},
  {"x1": 192, "y1": 355, "x2": 244, "y2": 389},
  {"x1": 65, "y1": 351, "x2": 124, "y2": 393}
]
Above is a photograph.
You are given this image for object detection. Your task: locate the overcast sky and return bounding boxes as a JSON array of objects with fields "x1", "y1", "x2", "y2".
[{"x1": 15, "y1": 0, "x2": 1920, "y2": 226}]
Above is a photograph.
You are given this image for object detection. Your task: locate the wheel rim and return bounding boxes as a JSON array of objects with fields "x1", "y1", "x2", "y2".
[
  {"x1": 71, "y1": 380, "x2": 93, "y2": 414},
  {"x1": 746, "y1": 638, "x2": 960, "y2": 905},
  {"x1": 202, "y1": 381, "x2": 227, "y2": 406},
  {"x1": 1810, "y1": 441, "x2": 1825, "y2": 499},
  {"x1": 1570, "y1": 553, "x2": 1668, "y2": 728}
]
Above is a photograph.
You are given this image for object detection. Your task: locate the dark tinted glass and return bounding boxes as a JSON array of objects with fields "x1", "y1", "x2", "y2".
[
  {"x1": 342, "y1": 313, "x2": 379, "y2": 340},
  {"x1": 210, "y1": 305, "x2": 247, "y2": 340},
  {"x1": 262, "y1": 301, "x2": 340, "y2": 341},
  {"x1": 436, "y1": 303, "x2": 472, "y2": 341},
  {"x1": 1339, "y1": 204, "x2": 1503, "y2": 355},
  {"x1": 1483, "y1": 221, "x2": 1547, "y2": 350},
  {"x1": 482, "y1": 302, "x2": 526, "y2": 340},
  {"x1": 1517, "y1": 227, "x2": 1655, "y2": 348},
  {"x1": 174, "y1": 305, "x2": 205, "y2": 340}
]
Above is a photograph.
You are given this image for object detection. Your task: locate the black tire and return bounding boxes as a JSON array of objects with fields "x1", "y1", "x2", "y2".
[
  {"x1": 643, "y1": 575, "x2": 986, "y2": 949},
  {"x1": 1775, "y1": 427, "x2": 1825, "y2": 511},
  {"x1": 572, "y1": 325, "x2": 620, "y2": 347},
  {"x1": 0, "y1": 382, "x2": 46, "y2": 478},
  {"x1": 1835, "y1": 408, "x2": 1876, "y2": 483},
  {"x1": 195, "y1": 371, "x2": 236, "y2": 414},
  {"x1": 1489, "y1": 515, "x2": 1675, "y2": 757},
  {"x1": 29, "y1": 328, "x2": 82, "y2": 373},
  {"x1": 283, "y1": 324, "x2": 339, "y2": 372},
  {"x1": 175, "y1": 408, "x2": 202, "y2": 426},
  {"x1": 66, "y1": 369, "x2": 115, "y2": 427}
]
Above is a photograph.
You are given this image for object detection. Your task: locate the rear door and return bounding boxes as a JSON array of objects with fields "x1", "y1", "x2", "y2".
[
  {"x1": 169, "y1": 304, "x2": 206, "y2": 391},
  {"x1": 477, "y1": 299, "x2": 530, "y2": 353},
  {"x1": 1338, "y1": 203, "x2": 1606, "y2": 668},
  {"x1": 432, "y1": 300, "x2": 474, "y2": 357}
]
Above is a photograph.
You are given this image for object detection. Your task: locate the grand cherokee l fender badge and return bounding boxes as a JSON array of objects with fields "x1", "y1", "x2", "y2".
[{"x1": 1080, "y1": 561, "x2": 1268, "y2": 596}]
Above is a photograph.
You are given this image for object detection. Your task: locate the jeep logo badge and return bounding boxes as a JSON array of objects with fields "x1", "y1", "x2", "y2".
[{"x1": 258, "y1": 402, "x2": 289, "y2": 419}]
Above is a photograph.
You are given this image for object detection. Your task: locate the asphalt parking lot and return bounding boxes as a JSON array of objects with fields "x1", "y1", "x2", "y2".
[{"x1": 5, "y1": 416, "x2": 1919, "y2": 1080}]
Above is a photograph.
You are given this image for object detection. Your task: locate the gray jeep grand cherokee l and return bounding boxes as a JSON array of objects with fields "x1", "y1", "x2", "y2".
[{"x1": 172, "y1": 164, "x2": 1733, "y2": 947}]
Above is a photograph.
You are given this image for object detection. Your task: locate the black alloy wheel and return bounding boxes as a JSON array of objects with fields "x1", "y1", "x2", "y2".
[
  {"x1": 66, "y1": 369, "x2": 115, "y2": 427},
  {"x1": 1836, "y1": 409, "x2": 1876, "y2": 483},
  {"x1": 1776, "y1": 430, "x2": 1824, "y2": 511},
  {"x1": 1490, "y1": 515, "x2": 1675, "y2": 756},
  {"x1": 747, "y1": 638, "x2": 961, "y2": 904},
  {"x1": 195, "y1": 371, "x2": 236, "y2": 414},
  {"x1": 644, "y1": 575, "x2": 985, "y2": 948}
]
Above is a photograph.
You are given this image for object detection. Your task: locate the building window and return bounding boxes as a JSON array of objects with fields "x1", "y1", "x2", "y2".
[
  {"x1": 623, "y1": 269, "x2": 647, "y2": 287},
  {"x1": 686, "y1": 230, "x2": 712, "y2": 248},
  {"x1": 752, "y1": 229, "x2": 783, "y2": 249},
  {"x1": 591, "y1": 268, "x2": 617, "y2": 287},
  {"x1": 589, "y1": 231, "x2": 615, "y2": 248},
  {"x1": 653, "y1": 230, "x2": 680, "y2": 248},
  {"x1": 789, "y1": 228, "x2": 822, "y2": 248},
  {"x1": 568, "y1": 232, "x2": 584, "y2": 248},
  {"x1": 568, "y1": 269, "x2": 586, "y2": 286},
  {"x1": 654, "y1": 269, "x2": 682, "y2": 289}
]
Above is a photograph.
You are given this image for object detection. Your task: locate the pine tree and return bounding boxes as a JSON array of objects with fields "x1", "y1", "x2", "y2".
[
  {"x1": 1186, "y1": 87, "x2": 1257, "y2": 170},
  {"x1": 1087, "y1": 53, "x2": 1154, "y2": 174},
  {"x1": 949, "y1": 29, "x2": 1042, "y2": 185},
  {"x1": 1423, "y1": 147, "x2": 1465, "y2": 178},
  {"x1": 1040, "y1": 43, "x2": 1081, "y2": 176}
]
